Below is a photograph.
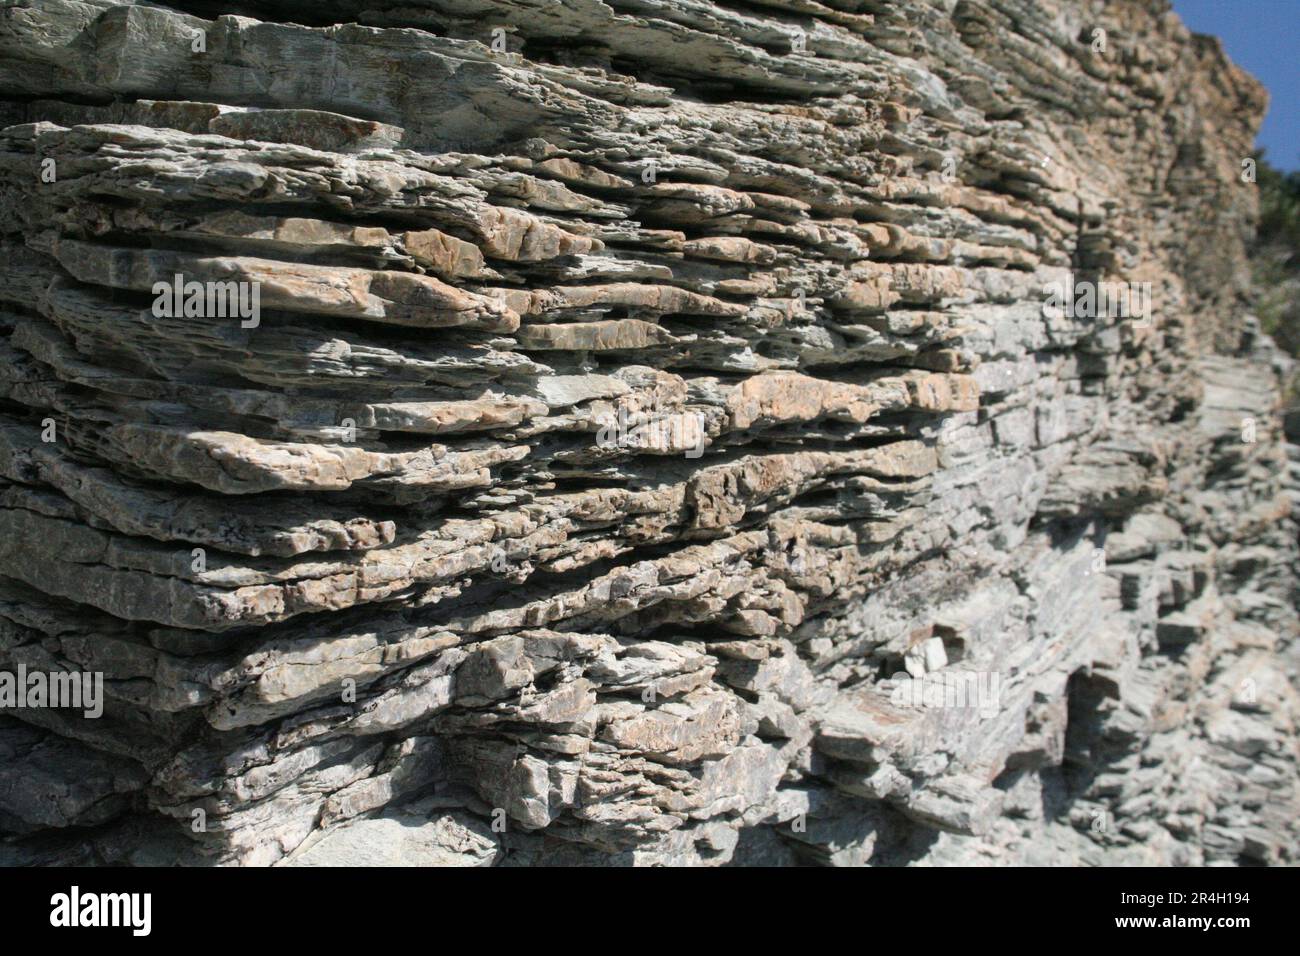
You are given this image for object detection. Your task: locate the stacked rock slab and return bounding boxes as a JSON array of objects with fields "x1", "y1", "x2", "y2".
[{"x1": 0, "y1": 0, "x2": 1294, "y2": 865}]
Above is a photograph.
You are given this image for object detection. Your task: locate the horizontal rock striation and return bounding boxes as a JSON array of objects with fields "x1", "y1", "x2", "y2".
[{"x1": 0, "y1": 0, "x2": 1295, "y2": 865}]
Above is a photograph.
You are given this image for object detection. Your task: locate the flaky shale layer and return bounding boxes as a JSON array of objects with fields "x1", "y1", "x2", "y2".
[{"x1": 0, "y1": 0, "x2": 1295, "y2": 866}]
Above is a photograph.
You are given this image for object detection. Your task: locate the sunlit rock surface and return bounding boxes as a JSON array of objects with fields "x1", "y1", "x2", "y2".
[{"x1": 0, "y1": 0, "x2": 1295, "y2": 866}]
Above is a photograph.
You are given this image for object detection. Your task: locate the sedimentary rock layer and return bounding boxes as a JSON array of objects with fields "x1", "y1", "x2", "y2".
[{"x1": 0, "y1": 0, "x2": 1294, "y2": 865}]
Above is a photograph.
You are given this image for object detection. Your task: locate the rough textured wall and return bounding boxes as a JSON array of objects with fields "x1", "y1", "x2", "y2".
[{"x1": 0, "y1": 0, "x2": 1295, "y2": 866}]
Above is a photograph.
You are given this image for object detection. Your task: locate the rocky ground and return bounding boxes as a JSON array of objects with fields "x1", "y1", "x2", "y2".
[{"x1": 0, "y1": 0, "x2": 1294, "y2": 866}]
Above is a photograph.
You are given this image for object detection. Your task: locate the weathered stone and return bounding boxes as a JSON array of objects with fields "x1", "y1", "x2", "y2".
[{"x1": 0, "y1": 0, "x2": 1293, "y2": 869}]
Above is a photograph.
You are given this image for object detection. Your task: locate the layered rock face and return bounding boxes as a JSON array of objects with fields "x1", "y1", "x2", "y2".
[{"x1": 0, "y1": 0, "x2": 1295, "y2": 866}]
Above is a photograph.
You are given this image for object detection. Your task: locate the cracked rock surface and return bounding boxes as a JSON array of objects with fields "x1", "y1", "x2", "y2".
[{"x1": 0, "y1": 0, "x2": 1295, "y2": 866}]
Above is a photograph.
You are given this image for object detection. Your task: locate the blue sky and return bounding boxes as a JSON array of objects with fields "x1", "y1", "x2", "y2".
[{"x1": 1171, "y1": 0, "x2": 1299, "y2": 171}]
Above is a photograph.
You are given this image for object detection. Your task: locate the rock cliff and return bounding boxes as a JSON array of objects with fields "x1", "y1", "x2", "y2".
[{"x1": 0, "y1": 0, "x2": 1295, "y2": 866}]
